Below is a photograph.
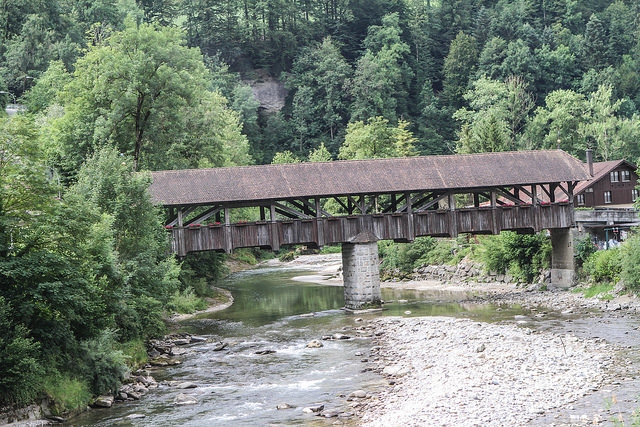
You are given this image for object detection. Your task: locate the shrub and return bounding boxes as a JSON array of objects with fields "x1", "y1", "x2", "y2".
[
  {"x1": 179, "y1": 251, "x2": 228, "y2": 294},
  {"x1": 0, "y1": 297, "x2": 44, "y2": 406},
  {"x1": 77, "y1": 329, "x2": 128, "y2": 396},
  {"x1": 575, "y1": 235, "x2": 598, "y2": 267},
  {"x1": 583, "y1": 248, "x2": 622, "y2": 284},
  {"x1": 397, "y1": 237, "x2": 437, "y2": 272},
  {"x1": 379, "y1": 237, "x2": 464, "y2": 275},
  {"x1": 478, "y1": 235, "x2": 508, "y2": 273},
  {"x1": 621, "y1": 232, "x2": 640, "y2": 292},
  {"x1": 477, "y1": 231, "x2": 550, "y2": 283},
  {"x1": 166, "y1": 288, "x2": 208, "y2": 314},
  {"x1": 421, "y1": 238, "x2": 468, "y2": 265},
  {"x1": 43, "y1": 373, "x2": 91, "y2": 416},
  {"x1": 117, "y1": 339, "x2": 148, "y2": 369},
  {"x1": 278, "y1": 250, "x2": 296, "y2": 262}
]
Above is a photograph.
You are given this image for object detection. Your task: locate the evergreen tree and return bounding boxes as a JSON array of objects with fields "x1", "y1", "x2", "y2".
[
  {"x1": 442, "y1": 32, "x2": 478, "y2": 109},
  {"x1": 349, "y1": 13, "x2": 411, "y2": 123},
  {"x1": 582, "y1": 14, "x2": 609, "y2": 70}
]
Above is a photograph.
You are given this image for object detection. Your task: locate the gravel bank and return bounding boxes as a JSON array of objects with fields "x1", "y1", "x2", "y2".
[
  {"x1": 356, "y1": 316, "x2": 625, "y2": 427},
  {"x1": 281, "y1": 254, "x2": 640, "y2": 426}
]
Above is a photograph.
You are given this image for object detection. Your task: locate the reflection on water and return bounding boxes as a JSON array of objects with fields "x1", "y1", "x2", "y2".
[
  {"x1": 381, "y1": 287, "x2": 525, "y2": 322},
  {"x1": 65, "y1": 266, "x2": 526, "y2": 427}
]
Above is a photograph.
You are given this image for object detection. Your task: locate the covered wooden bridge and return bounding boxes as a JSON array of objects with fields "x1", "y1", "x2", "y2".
[{"x1": 149, "y1": 149, "x2": 591, "y2": 307}]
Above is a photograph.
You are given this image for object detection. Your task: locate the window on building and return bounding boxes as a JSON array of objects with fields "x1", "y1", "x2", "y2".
[
  {"x1": 622, "y1": 170, "x2": 631, "y2": 182},
  {"x1": 610, "y1": 171, "x2": 620, "y2": 183},
  {"x1": 576, "y1": 194, "x2": 585, "y2": 205},
  {"x1": 633, "y1": 189, "x2": 639, "y2": 202},
  {"x1": 604, "y1": 191, "x2": 612, "y2": 203}
]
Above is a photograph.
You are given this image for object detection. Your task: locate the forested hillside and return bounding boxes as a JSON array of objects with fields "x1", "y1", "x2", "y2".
[
  {"x1": 2, "y1": 0, "x2": 640, "y2": 164},
  {"x1": 1, "y1": 0, "x2": 640, "y2": 413}
]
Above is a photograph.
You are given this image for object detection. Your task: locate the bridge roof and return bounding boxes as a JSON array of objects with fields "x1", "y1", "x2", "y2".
[{"x1": 149, "y1": 150, "x2": 591, "y2": 207}]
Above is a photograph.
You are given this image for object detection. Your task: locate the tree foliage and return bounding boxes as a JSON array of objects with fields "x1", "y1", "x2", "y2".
[{"x1": 52, "y1": 20, "x2": 247, "y2": 175}]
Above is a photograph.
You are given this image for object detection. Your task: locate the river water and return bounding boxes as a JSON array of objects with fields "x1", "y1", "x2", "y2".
[{"x1": 64, "y1": 263, "x2": 640, "y2": 426}]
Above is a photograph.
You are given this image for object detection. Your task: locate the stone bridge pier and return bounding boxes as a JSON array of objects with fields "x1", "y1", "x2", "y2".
[
  {"x1": 341, "y1": 232, "x2": 382, "y2": 310},
  {"x1": 550, "y1": 228, "x2": 575, "y2": 288}
]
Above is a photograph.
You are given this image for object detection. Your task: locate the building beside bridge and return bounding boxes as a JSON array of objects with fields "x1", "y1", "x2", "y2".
[
  {"x1": 149, "y1": 150, "x2": 591, "y2": 309},
  {"x1": 572, "y1": 154, "x2": 640, "y2": 248}
]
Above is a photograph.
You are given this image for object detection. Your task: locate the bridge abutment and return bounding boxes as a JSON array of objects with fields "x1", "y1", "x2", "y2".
[
  {"x1": 550, "y1": 228, "x2": 575, "y2": 288},
  {"x1": 341, "y1": 232, "x2": 382, "y2": 310}
]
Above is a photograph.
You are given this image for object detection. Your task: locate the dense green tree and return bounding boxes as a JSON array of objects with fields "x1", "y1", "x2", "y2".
[
  {"x1": 0, "y1": 115, "x2": 56, "y2": 257},
  {"x1": 404, "y1": 0, "x2": 437, "y2": 90},
  {"x1": 68, "y1": 147, "x2": 179, "y2": 305},
  {"x1": 52, "y1": 20, "x2": 245, "y2": 175},
  {"x1": 442, "y1": 32, "x2": 478, "y2": 109},
  {"x1": 286, "y1": 37, "x2": 352, "y2": 155},
  {"x1": 534, "y1": 43, "x2": 578, "y2": 95},
  {"x1": 0, "y1": 296, "x2": 43, "y2": 405},
  {"x1": 614, "y1": 55, "x2": 640, "y2": 106},
  {"x1": 183, "y1": 0, "x2": 244, "y2": 62},
  {"x1": 602, "y1": 1, "x2": 637, "y2": 64},
  {"x1": 582, "y1": 13, "x2": 609, "y2": 70},
  {"x1": 2, "y1": 14, "x2": 80, "y2": 96},
  {"x1": 454, "y1": 76, "x2": 534, "y2": 153},
  {"x1": 308, "y1": 143, "x2": 333, "y2": 162},
  {"x1": 523, "y1": 84, "x2": 640, "y2": 160},
  {"x1": 0, "y1": 120, "x2": 127, "y2": 379},
  {"x1": 349, "y1": 13, "x2": 411, "y2": 123},
  {"x1": 415, "y1": 83, "x2": 456, "y2": 155},
  {"x1": 338, "y1": 116, "x2": 417, "y2": 160},
  {"x1": 22, "y1": 60, "x2": 71, "y2": 114},
  {"x1": 500, "y1": 39, "x2": 539, "y2": 88},
  {"x1": 476, "y1": 36, "x2": 508, "y2": 80},
  {"x1": 138, "y1": 0, "x2": 180, "y2": 25},
  {"x1": 271, "y1": 150, "x2": 301, "y2": 164},
  {"x1": 581, "y1": 84, "x2": 640, "y2": 161},
  {"x1": 523, "y1": 89, "x2": 588, "y2": 152},
  {"x1": 472, "y1": 6, "x2": 492, "y2": 50},
  {"x1": 490, "y1": 0, "x2": 536, "y2": 42}
]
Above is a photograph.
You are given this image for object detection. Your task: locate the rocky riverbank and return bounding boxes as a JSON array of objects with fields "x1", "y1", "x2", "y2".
[
  {"x1": 282, "y1": 254, "x2": 640, "y2": 426},
  {"x1": 352, "y1": 317, "x2": 627, "y2": 427}
]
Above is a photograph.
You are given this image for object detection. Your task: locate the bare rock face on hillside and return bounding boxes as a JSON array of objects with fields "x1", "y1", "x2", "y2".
[{"x1": 245, "y1": 71, "x2": 287, "y2": 112}]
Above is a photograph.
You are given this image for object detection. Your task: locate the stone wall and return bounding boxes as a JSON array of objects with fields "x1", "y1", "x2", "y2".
[{"x1": 410, "y1": 260, "x2": 550, "y2": 286}]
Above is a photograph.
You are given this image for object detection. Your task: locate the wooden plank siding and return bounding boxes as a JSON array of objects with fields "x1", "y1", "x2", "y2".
[{"x1": 168, "y1": 203, "x2": 574, "y2": 256}]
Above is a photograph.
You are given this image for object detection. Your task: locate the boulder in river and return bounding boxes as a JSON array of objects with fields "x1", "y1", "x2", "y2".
[
  {"x1": 148, "y1": 355, "x2": 181, "y2": 366},
  {"x1": 306, "y1": 339, "x2": 323, "y2": 348},
  {"x1": 92, "y1": 396, "x2": 114, "y2": 408},
  {"x1": 176, "y1": 382, "x2": 198, "y2": 389},
  {"x1": 276, "y1": 403, "x2": 295, "y2": 410},
  {"x1": 302, "y1": 404, "x2": 324, "y2": 413},
  {"x1": 125, "y1": 413, "x2": 146, "y2": 419},
  {"x1": 174, "y1": 393, "x2": 198, "y2": 405},
  {"x1": 213, "y1": 342, "x2": 228, "y2": 351}
]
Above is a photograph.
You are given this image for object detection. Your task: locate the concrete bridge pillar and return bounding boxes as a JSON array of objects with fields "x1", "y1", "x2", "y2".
[
  {"x1": 550, "y1": 228, "x2": 575, "y2": 288},
  {"x1": 342, "y1": 232, "x2": 382, "y2": 310}
]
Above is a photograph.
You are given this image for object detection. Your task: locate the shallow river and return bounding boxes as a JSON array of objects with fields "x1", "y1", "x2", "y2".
[{"x1": 64, "y1": 264, "x2": 640, "y2": 426}]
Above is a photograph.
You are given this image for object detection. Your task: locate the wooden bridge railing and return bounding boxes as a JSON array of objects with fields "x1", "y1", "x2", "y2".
[{"x1": 166, "y1": 202, "x2": 574, "y2": 256}]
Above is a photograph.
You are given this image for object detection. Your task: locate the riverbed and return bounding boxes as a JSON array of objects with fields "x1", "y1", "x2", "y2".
[{"x1": 63, "y1": 254, "x2": 640, "y2": 427}]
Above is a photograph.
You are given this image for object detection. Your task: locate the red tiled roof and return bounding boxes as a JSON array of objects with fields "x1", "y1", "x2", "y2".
[{"x1": 149, "y1": 150, "x2": 591, "y2": 207}]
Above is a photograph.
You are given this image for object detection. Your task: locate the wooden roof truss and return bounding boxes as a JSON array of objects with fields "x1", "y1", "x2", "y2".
[{"x1": 165, "y1": 181, "x2": 578, "y2": 228}]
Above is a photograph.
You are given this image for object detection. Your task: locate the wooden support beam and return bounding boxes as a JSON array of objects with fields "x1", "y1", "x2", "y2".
[
  {"x1": 224, "y1": 207, "x2": 232, "y2": 253},
  {"x1": 273, "y1": 201, "x2": 313, "y2": 219},
  {"x1": 189, "y1": 205, "x2": 223, "y2": 225},
  {"x1": 448, "y1": 193, "x2": 458, "y2": 237},
  {"x1": 406, "y1": 192, "x2": 414, "y2": 241},
  {"x1": 315, "y1": 197, "x2": 324, "y2": 248}
]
